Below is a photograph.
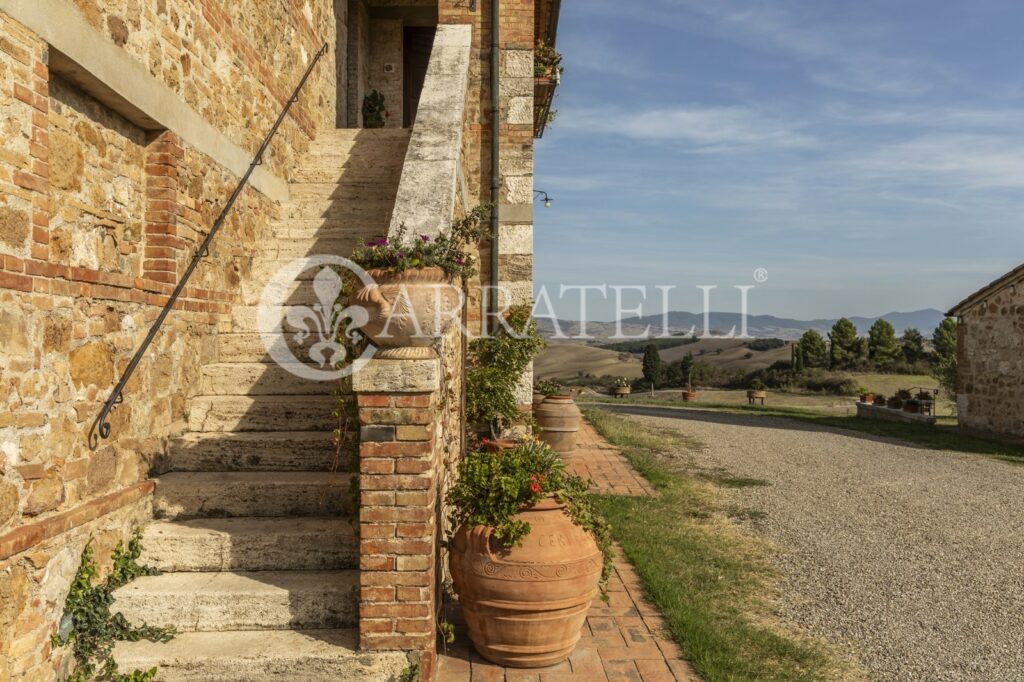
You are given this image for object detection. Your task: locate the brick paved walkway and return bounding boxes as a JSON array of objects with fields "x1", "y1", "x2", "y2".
[
  {"x1": 561, "y1": 422, "x2": 657, "y2": 496},
  {"x1": 436, "y1": 421, "x2": 699, "y2": 681}
]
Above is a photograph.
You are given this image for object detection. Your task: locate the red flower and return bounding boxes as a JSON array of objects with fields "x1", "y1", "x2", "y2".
[{"x1": 529, "y1": 482, "x2": 541, "y2": 494}]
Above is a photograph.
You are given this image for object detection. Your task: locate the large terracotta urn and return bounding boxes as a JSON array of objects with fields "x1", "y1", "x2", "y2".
[
  {"x1": 535, "y1": 395, "x2": 581, "y2": 453},
  {"x1": 450, "y1": 497, "x2": 602, "y2": 667},
  {"x1": 351, "y1": 266, "x2": 461, "y2": 358}
]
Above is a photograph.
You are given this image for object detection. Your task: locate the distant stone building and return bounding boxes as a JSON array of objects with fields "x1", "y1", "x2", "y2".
[{"x1": 948, "y1": 264, "x2": 1024, "y2": 439}]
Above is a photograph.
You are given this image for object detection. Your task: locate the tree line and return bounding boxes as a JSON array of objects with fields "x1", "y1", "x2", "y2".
[{"x1": 638, "y1": 317, "x2": 958, "y2": 396}]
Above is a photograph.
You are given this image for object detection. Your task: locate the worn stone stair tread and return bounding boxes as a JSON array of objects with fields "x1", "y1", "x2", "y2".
[
  {"x1": 112, "y1": 570, "x2": 359, "y2": 632},
  {"x1": 187, "y1": 395, "x2": 337, "y2": 432},
  {"x1": 153, "y1": 472, "x2": 350, "y2": 519},
  {"x1": 140, "y1": 518, "x2": 357, "y2": 571},
  {"x1": 166, "y1": 431, "x2": 343, "y2": 472},
  {"x1": 201, "y1": 363, "x2": 337, "y2": 395},
  {"x1": 215, "y1": 333, "x2": 334, "y2": 364},
  {"x1": 113, "y1": 628, "x2": 408, "y2": 681}
]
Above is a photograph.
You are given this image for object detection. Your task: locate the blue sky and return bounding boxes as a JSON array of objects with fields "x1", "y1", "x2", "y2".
[{"x1": 534, "y1": 0, "x2": 1024, "y2": 321}]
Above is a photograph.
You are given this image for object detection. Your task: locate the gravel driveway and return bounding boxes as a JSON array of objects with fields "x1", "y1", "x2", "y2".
[{"x1": 607, "y1": 405, "x2": 1024, "y2": 682}]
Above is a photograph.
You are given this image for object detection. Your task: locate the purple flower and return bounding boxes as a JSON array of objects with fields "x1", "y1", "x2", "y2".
[
  {"x1": 420, "y1": 234, "x2": 431, "y2": 242},
  {"x1": 455, "y1": 257, "x2": 465, "y2": 265}
]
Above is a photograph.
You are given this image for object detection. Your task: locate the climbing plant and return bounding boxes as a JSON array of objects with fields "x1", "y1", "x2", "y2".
[
  {"x1": 466, "y1": 304, "x2": 546, "y2": 433},
  {"x1": 53, "y1": 528, "x2": 175, "y2": 682}
]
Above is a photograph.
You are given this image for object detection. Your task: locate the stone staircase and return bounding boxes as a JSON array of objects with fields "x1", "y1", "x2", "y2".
[{"x1": 112, "y1": 129, "x2": 412, "y2": 681}]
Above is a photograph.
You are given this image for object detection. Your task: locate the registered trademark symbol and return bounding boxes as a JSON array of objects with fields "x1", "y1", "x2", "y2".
[{"x1": 753, "y1": 268, "x2": 769, "y2": 283}]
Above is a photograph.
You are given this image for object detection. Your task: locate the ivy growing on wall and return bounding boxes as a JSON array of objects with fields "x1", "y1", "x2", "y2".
[
  {"x1": 466, "y1": 304, "x2": 546, "y2": 433},
  {"x1": 53, "y1": 528, "x2": 175, "y2": 682}
]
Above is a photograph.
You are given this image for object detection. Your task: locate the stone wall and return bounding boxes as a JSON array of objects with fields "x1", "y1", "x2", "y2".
[
  {"x1": 439, "y1": 0, "x2": 536, "y2": 327},
  {"x1": 957, "y1": 277, "x2": 1024, "y2": 438},
  {"x1": 368, "y1": 17, "x2": 403, "y2": 129},
  {"x1": 0, "y1": 2, "x2": 341, "y2": 678}
]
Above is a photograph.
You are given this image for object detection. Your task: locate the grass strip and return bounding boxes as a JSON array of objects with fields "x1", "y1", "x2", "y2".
[{"x1": 585, "y1": 408, "x2": 853, "y2": 681}]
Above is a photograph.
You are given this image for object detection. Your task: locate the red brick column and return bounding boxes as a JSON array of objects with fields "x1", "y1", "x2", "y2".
[
  {"x1": 353, "y1": 357, "x2": 442, "y2": 675},
  {"x1": 143, "y1": 132, "x2": 185, "y2": 284}
]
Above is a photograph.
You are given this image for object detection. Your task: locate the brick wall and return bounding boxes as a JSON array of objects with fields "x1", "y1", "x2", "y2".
[
  {"x1": 957, "y1": 278, "x2": 1024, "y2": 439},
  {"x1": 0, "y1": 2, "x2": 341, "y2": 678}
]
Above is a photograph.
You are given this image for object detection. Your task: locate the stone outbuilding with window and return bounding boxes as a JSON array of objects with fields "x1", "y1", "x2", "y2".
[{"x1": 948, "y1": 263, "x2": 1024, "y2": 440}]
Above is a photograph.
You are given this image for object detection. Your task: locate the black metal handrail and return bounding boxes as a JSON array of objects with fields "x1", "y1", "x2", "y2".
[{"x1": 93, "y1": 42, "x2": 329, "y2": 445}]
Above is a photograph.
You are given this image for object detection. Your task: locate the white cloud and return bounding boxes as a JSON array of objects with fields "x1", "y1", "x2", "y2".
[
  {"x1": 845, "y1": 133, "x2": 1024, "y2": 190},
  {"x1": 558, "y1": 105, "x2": 815, "y2": 153}
]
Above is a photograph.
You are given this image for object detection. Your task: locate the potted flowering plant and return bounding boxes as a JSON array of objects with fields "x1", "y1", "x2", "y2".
[
  {"x1": 858, "y1": 386, "x2": 874, "y2": 404},
  {"x1": 447, "y1": 438, "x2": 612, "y2": 668},
  {"x1": 611, "y1": 377, "x2": 631, "y2": 398},
  {"x1": 349, "y1": 207, "x2": 489, "y2": 356},
  {"x1": 873, "y1": 394, "x2": 887, "y2": 406}
]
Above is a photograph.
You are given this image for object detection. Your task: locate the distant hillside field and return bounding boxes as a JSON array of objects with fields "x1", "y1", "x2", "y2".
[
  {"x1": 535, "y1": 337, "x2": 794, "y2": 379},
  {"x1": 534, "y1": 342, "x2": 643, "y2": 380},
  {"x1": 658, "y1": 338, "x2": 793, "y2": 370}
]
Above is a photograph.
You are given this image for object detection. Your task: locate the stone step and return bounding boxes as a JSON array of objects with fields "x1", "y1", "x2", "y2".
[
  {"x1": 268, "y1": 219, "x2": 382, "y2": 239},
  {"x1": 187, "y1": 395, "x2": 337, "y2": 432},
  {"x1": 217, "y1": 333, "x2": 314, "y2": 364},
  {"x1": 313, "y1": 127, "x2": 411, "y2": 142},
  {"x1": 227, "y1": 307, "x2": 373, "y2": 336},
  {"x1": 290, "y1": 165, "x2": 404, "y2": 184},
  {"x1": 201, "y1": 363, "x2": 338, "y2": 395},
  {"x1": 140, "y1": 518, "x2": 358, "y2": 571},
  {"x1": 112, "y1": 570, "x2": 359, "y2": 632},
  {"x1": 255, "y1": 237, "x2": 363, "y2": 261},
  {"x1": 113, "y1": 629, "x2": 408, "y2": 682},
  {"x1": 282, "y1": 201, "x2": 394, "y2": 222},
  {"x1": 287, "y1": 183, "x2": 400, "y2": 201},
  {"x1": 165, "y1": 431, "x2": 347, "y2": 472},
  {"x1": 152, "y1": 472, "x2": 351, "y2": 519}
]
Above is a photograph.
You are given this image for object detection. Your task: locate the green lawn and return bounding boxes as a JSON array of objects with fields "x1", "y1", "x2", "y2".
[
  {"x1": 585, "y1": 408, "x2": 858, "y2": 681},
  {"x1": 580, "y1": 393, "x2": 1024, "y2": 464}
]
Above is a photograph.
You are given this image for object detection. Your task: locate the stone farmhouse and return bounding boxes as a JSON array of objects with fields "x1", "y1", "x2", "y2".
[
  {"x1": 0, "y1": 0, "x2": 560, "y2": 679},
  {"x1": 948, "y1": 263, "x2": 1024, "y2": 441}
]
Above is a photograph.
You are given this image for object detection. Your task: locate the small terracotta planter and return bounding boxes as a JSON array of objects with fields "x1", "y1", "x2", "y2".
[
  {"x1": 873, "y1": 396, "x2": 886, "y2": 406},
  {"x1": 903, "y1": 401, "x2": 921, "y2": 414},
  {"x1": 532, "y1": 392, "x2": 546, "y2": 411},
  {"x1": 682, "y1": 391, "x2": 697, "y2": 401},
  {"x1": 859, "y1": 393, "x2": 874, "y2": 404},
  {"x1": 887, "y1": 398, "x2": 903, "y2": 410},
  {"x1": 450, "y1": 496, "x2": 602, "y2": 668},
  {"x1": 536, "y1": 395, "x2": 581, "y2": 453}
]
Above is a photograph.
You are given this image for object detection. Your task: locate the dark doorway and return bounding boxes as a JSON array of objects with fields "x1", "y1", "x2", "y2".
[{"x1": 403, "y1": 27, "x2": 435, "y2": 128}]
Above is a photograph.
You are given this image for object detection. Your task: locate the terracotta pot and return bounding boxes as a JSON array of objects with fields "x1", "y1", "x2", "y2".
[
  {"x1": 532, "y1": 392, "x2": 546, "y2": 410},
  {"x1": 904, "y1": 402, "x2": 921, "y2": 414},
  {"x1": 350, "y1": 266, "x2": 461, "y2": 358},
  {"x1": 873, "y1": 397, "x2": 886, "y2": 406},
  {"x1": 536, "y1": 395, "x2": 581, "y2": 453},
  {"x1": 613, "y1": 386, "x2": 631, "y2": 397},
  {"x1": 887, "y1": 398, "x2": 902, "y2": 410},
  {"x1": 450, "y1": 496, "x2": 602, "y2": 668},
  {"x1": 682, "y1": 391, "x2": 697, "y2": 401},
  {"x1": 859, "y1": 393, "x2": 874, "y2": 404}
]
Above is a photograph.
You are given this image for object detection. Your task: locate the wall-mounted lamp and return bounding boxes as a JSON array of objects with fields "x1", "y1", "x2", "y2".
[{"x1": 534, "y1": 190, "x2": 552, "y2": 208}]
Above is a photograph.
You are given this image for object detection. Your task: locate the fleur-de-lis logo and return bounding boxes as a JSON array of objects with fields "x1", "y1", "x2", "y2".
[
  {"x1": 285, "y1": 268, "x2": 370, "y2": 368},
  {"x1": 257, "y1": 256, "x2": 378, "y2": 381}
]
